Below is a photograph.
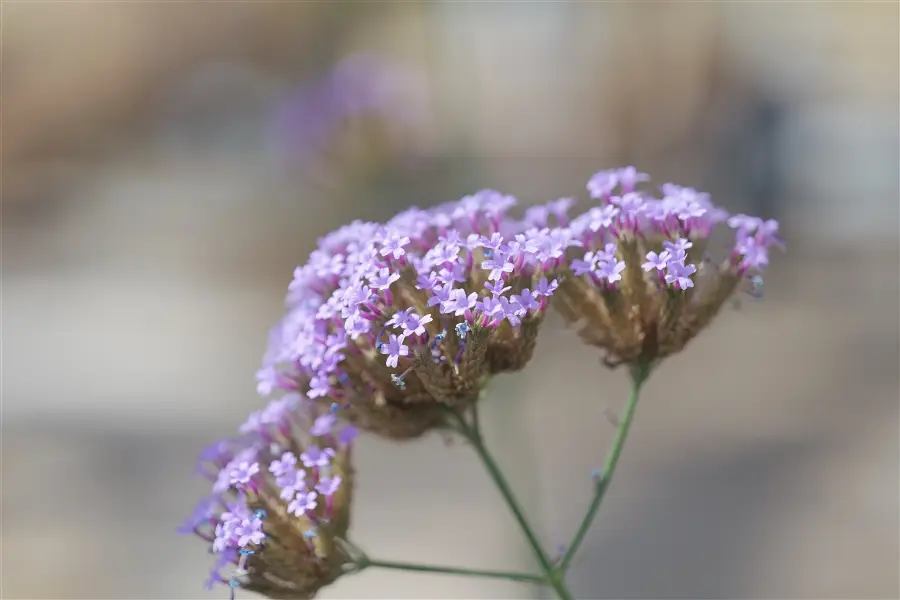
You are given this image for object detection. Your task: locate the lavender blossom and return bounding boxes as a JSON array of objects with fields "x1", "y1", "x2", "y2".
[
  {"x1": 181, "y1": 392, "x2": 355, "y2": 598},
  {"x1": 555, "y1": 166, "x2": 783, "y2": 367},
  {"x1": 257, "y1": 190, "x2": 567, "y2": 440}
]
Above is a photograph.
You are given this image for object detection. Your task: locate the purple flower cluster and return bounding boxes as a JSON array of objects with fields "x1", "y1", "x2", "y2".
[
  {"x1": 256, "y1": 190, "x2": 574, "y2": 438},
  {"x1": 554, "y1": 167, "x2": 783, "y2": 365},
  {"x1": 182, "y1": 165, "x2": 783, "y2": 598},
  {"x1": 180, "y1": 394, "x2": 355, "y2": 595}
]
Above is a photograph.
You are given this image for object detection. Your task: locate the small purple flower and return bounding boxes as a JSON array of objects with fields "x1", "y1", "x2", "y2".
[
  {"x1": 310, "y1": 413, "x2": 337, "y2": 437},
  {"x1": 212, "y1": 522, "x2": 232, "y2": 553},
  {"x1": 616, "y1": 166, "x2": 650, "y2": 192},
  {"x1": 368, "y1": 267, "x2": 400, "y2": 290},
  {"x1": 524, "y1": 205, "x2": 550, "y2": 228},
  {"x1": 587, "y1": 205, "x2": 620, "y2": 232},
  {"x1": 597, "y1": 260, "x2": 626, "y2": 284},
  {"x1": 337, "y1": 424, "x2": 358, "y2": 446},
  {"x1": 387, "y1": 307, "x2": 413, "y2": 329},
  {"x1": 220, "y1": 500, "x2": 252, "y2": 527},
  {"x1": 479, "y1": 232, "x2": 505, "y2": 252},
  {"x1": 727, "y1": 214, "x2": 762, "y2": 232},
  {"x1": 178, "y1": 496, "x2": 218, "y2": 535},
  {"x1": 228, "y1": 462, "x2": 260, "y2": 487},
  {"x1": 277, "y1": 469, "x2": 307, "y2": 500},
  {"x1": 665, "y1": 261, "x2": 697, "y2": 289},
  {"x1": 415, "y1": 271, "x2": 439, "y2": 292},
  {"x1": 204, "y1": 549, "x2": 234, "y2": 589},
  {"x1": 436, "y1": 263, "x2": 467, "y2": 285},
  {"x1": 756, "y1": 219, "x2": 783, "y2": 248},
  {"x1": 381, "y1": 333, "x2": 409, "y2": 368},
  {"x1": 477, "y1": 295, "x2": 504, "y2": 320},
  {"x1": 511, "y1": 289, "x2": 540, "y2": 316},
  {"x1": 499, "y1": 296, "x2": 522, "y2": 326},
  {"x1": 736, "y1": 236, "x2": 770, "y2": 271},
  {"x1": 426, "y1": 282, "x2": 453, "y2": 308},
  {"x1": 300, "y1": 445, "x2": 337, "y2": 468},
  {"x1": 380, "y1": 233, "x2": 411, "y2": 259},
  {"x1": 663, "y1": 238, "x2": 693, "y2": 255},
  {"x1": 234, "y1": 518, "x2": 265, "y2": 547},
  {"x1": 315, "y1": 475, "x2": 343, "y2": 497},
  {"x1": 238, "y1": 411, "x2": 263, "y2": 435},
  {"x1": 485, "y1": 280, "x2": 511, "y2": 297},
  {"x1": 307, "y1": 374, "x2": 331, "y2": 399},
  {"x1": 269, "y1": 452, "x2": 297, "y2": 477},
  {"x1": 481, "y1": 253, "x2": 515, "y2": 281},
  {"x1": 642, "y1": 250, "x2": 671, "y2": 272},
  {"x1": 401, "y1": 311, "x2": 433, "y2": 336},
  {"x1": 596, "y1": 243, "x2": 618, "y2": 263},
  {"x1": 533, "y1": 277, "x2": 558, "y2": 297},
  {"x1": 571, "y1": 251, "x2": 599, "y2": 277},
  {"x1": 546, "y1": 197, "x2": 575, "y2": 224},
  {"x1": 441, "y1": 288, "x2": 478, "y2": 317},
  {"x1": 587, "y1": 169, "x2": 618, "y2": 198},
  {"x1": 288, "y1": 491, "x2": 319, "y2": 517}
]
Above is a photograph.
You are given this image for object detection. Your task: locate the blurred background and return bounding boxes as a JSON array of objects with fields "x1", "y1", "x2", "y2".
[{"x1": 3, "y1": 2, "x2": 898, "y2": 599}]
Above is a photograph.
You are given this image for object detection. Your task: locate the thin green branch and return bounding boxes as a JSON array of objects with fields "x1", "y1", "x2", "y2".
[
  {"x1": 451, "y1": 406, "x2": 575, "y2": 600},
  {"x1": 559, "y1": 361, "x2": 652, "y2": 572},
  {"x1": 361, "y1": 557, "x2": 546, "y2": 583}
]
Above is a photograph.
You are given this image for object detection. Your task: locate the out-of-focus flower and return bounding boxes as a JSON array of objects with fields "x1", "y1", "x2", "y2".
[
  {"x1": 257, "y1": 191, "x2": 572, "y2": 439},
  {"x1": 180, "y1": 393, "x2": 355, "y2": 598},
  {"x1": 552, "y1": 167, "x2": 784, "y2": 367},
  {"x1": 271, "y1": 54, "x2": 433, "y2": 174}
]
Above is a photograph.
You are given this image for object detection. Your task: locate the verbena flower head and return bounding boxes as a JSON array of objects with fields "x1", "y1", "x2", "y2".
[
  {"x1": 258, "y1": 191, "x2": 569, "y2": 439},
  {"x1": 180, "y1": 395, "x2": 355, "y2": 598},
  {"x1": 553, "y1": 167, "x2": 784, "y2": 367}
]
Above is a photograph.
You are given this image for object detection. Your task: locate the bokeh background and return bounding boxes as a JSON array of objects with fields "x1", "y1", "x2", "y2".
[{"x1": 3, "y1": 2, "x2": 898, "y2": 599}]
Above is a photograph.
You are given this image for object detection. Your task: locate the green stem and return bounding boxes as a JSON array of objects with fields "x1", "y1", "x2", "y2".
[
  {"x1": 559, "y1": 361, "x2": 652, "y2": 573},
  {"x1": 362, "y1": 558, "x2": 546, "y2": 583},
  {"x1": 451, "y1": 408, "x2": 575, "y2": 600}
]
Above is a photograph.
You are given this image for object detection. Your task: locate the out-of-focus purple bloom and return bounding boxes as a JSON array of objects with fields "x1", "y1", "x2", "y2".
[
  {"x1": 310, "y1": 414, "x2": 337, "y2": 437},
  {"x1": 571, "y1": 252, "x2": 599, "y2": 277},
  {"x1": 178, "y1": 496, "x2": 219, "y2": 535},
  {"x1": 288, "y1": 491, "x2": 319, "y2": 517},
  {"x1": 511, "y1": 289, "x2": 540, "y2": 316},
  {"x1": 587, "y1": 170, "x2": 619, "y2": 199},
  {"x1": 228, "y1": 462, "x2": 259, "y2": 487},
  {"x1": 533, "y1": 277, "x2": 558, "y2": 297},
  {"x1": 300, "y1": 445, "x2": 336, "y2": 469},
  {"x1": 315, "y1": 476, "x2": 343, "y2": 497},
  {"x1": 272, "y1": 54, "x2": 434, "y2": 172},
  {"x1": 269, "y1": 452, "x2": 297, "y2": 478},
  {"x1": 616, "y1": 166, "x2": 650, "y2": 192},
  {"x1": 337, "y1": 425, "x2": 358, "y2": 446}
]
